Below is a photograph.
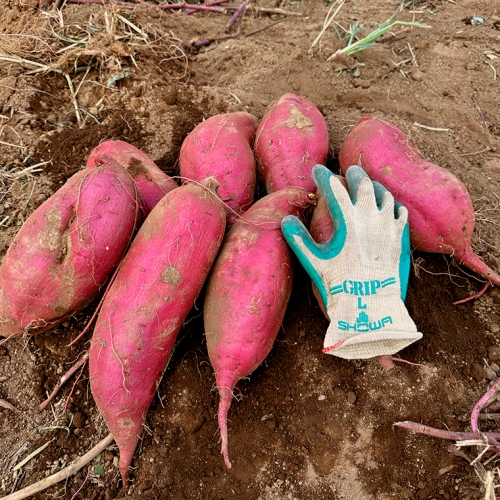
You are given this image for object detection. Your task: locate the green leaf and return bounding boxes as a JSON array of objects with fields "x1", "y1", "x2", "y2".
[{"x1": 94, "y1": 463, "x2": 105, "y2": 476}]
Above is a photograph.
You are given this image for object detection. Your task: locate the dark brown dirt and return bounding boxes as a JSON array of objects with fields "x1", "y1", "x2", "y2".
[{"x1": 1, "y1": 0, "x2": 500, "y2": 499}]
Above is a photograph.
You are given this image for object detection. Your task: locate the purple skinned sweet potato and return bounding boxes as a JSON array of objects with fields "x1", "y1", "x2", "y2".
[
  {"x1": 339, "y1": 115, "x2": 500, "y2": 285},
  {"x1": 0, "y1": 159, "x2": 139, "y2": 338},
  {"x1": 254, "y1": 93, "x2": 329, "y2": 193},
  {"x1": 89, "y1": 177, "x2": 226, "y2": 486},
  {"x1": 203, "y1": 186, "x2": 316, "y2": 468},
  {"x1": 179, "y1": 112, "x2": 258, "y2": 224},
  {"x1": 87, "y1": 140, "x2": 177, "y2": 214}
]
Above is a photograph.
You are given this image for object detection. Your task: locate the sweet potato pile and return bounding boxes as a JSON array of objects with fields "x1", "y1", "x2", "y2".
[{"x1": 1, "y1": 94, "x2": 499, "y2": 486}]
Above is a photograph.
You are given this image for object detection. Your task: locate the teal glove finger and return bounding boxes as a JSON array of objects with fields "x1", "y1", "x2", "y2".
[
  {"x1": 346, "y1": 165, "x2": 411, "y2": 301},
  {"x1": 345, "y1": 166, "x2": 380, "y2": 213},
  {"x1": 281, "y1": 215, "x2": 330, "y2": 306},
  {"x1": 371, "y1": 179, "x2": 411, "y2": 301},
  {"x1": 345, "y1": 165, "x2": 411, "y2": 301},
  {"x1": 344, "y1": 164, "x2": 387, "y2": 210},
  {"x1": 281, "y1": 214, "x2": 320, "y2": 261},
  {"x1": 345, "y1": 165, "x2": 376, "y2": 205},
  {"x1": 282, "y1": 164, "x2": 352, "y2": 308},
  {"x1": 311, "y1": 164, "x2": 349, "y2": 259}
]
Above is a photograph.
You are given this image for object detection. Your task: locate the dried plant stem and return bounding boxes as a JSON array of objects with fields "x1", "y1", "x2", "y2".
[
  {"x1": 1, "y1": 434, "x2": 114, "y2": 500},
  {"x1": 42, "y1": 0, "x2": 300, "y2": 16},
  {"x1": 185, "y1": 0, "x2": 228, "y2": 15},
  {"x1": 454, "y1": 147, "x2": 491, "y2": 157},
  {"x1": 394, "y1": 421, "x2": 500, "y2": 441},
  {"x1": 309, "y1": 0, "x2": 346, "y2": 53},
  {"x1": 413, "y1": 122, "x2": 450, "y2": 132},
  {"x1": 0, "y1": 54, "x2": 49, "y2": 71},
  {"x1": 245, "y1": 19, "x2": 285, "y2": 37},
  {"x1": 45, "y1": 0, "x2": 225, "y2": 10},
  {"x1": 227, "y1": 0, "x2": 249, "y2": 33},
  {"x1": 64, "y1": 73, "x2": 82, "y2": 126},
  {"x1": 0, "y1": 139, "x2": 23, "y2": 149}
]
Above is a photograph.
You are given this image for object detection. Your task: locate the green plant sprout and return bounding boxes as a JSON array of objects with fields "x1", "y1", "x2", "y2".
[{"x1": 327, "y1": 9, "x2": 430, "y2": 61}]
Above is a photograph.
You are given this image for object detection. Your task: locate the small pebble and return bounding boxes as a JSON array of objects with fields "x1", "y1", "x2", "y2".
[
  {"x1": 318, "y1": 395, "x2": 326, "y2": 401},
  {"x1": 411, "y1": 71, "x2": 425, "y2": 82},
  {"x1": 163, "y1": 90, "x2": 178, "y2": 106},
  {"x1": 465, "y1": 62, "x2": 477, "y2": 71},
  {"x1": 485, "y1": 366, "x2": 497, "y2": 380},
  {"x1": 471, "y1": 362, "x2": 486, "y2": 382},
  {"x1": 266, "y1": 420, "x2": 276, "y2": 431},
  {"x1": 490, "y1": 323, "x2": 500, "y2": 334},
  {"x1": 417, "y1": 480, "x2": 426, "y2": 489},
  {"x1": 72, "y1": 411, "x2": 84, "y2": 428},
  {"x1": 347, "y1": 391, "x2": 357, "y2": 404},
  {"x1": 488, "y1": 345, "x2": 500, "y2": 362},
  {"x1": 491, "y1": 362, "x2": 499, "y2": 372},
  {"x1": 333, "y1": 387, "x2": 345, "y2": 398},
  {"x1": 352, "y1": 79, "x2": 371, "y2": 89}
]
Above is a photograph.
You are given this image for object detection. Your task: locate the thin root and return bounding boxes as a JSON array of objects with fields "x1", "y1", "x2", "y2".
[{"x1": 453, "y1": 282, "x2": 489, "y2": 305}]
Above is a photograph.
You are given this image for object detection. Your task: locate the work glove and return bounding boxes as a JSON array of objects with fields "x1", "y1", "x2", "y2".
[{"x1": 281, "y1": 164, "x2": 422, "y2": 359}]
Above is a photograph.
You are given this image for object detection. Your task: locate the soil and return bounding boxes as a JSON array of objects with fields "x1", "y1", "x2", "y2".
[{"x1": 1, "y1": 0, "x2": 500, "y2": 499}]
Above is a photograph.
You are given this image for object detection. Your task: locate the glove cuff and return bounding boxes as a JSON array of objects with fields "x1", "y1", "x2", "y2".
[{"x1": 323, "y1": 329, "x2": 423, "y2": 360}]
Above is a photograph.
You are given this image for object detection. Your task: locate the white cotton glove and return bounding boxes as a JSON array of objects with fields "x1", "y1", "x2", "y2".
[{"x1": 281, "y1": 164, "x2": 422, "y2": 359}]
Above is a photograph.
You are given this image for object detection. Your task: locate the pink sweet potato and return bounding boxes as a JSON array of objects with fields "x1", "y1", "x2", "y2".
[
  {"x1": 179, "y1": 112, "x2": 258, "y2": 224},
  {"x1": 203, "y1": 187, "x2": 316, "y2": 468},
  {"x1": 87, "y1": 140, "x2": 177, "y2": 214},
  {"x1": 339, "y1": 115, "x2": 500, "y2": 285},
  {"x1": 254, "y1": 93, "x2": 329, "y2": 193},
  {"x1": 0, "y1": 160, "x2": 139, "y2": 338},
  {"x1": 89, "y1": 177, "x2": 226, "y2": 486}
]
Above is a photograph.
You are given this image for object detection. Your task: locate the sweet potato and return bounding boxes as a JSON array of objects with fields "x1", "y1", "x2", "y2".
[
  {"x1": 179, "y1": 112, "x2": 258, "y2": 224},
  {"x1": 0, "y1": 160, "x2": 139, "y2": 338},
  {"x1": 89, "y1": 177, "x2": 226, "y2": 486},
  {"x1": 203, "y1": 187, "x2": 316, "y2": 468},
  {"x1": 254, "y1": 93, "x2": 329, "y2": 193},
  {"x1": 87, "y1": 140, "x2": 177, "y2": 214},
  {"x1": 339, "y1": 115, "x2": 500, "y2": 285}
]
